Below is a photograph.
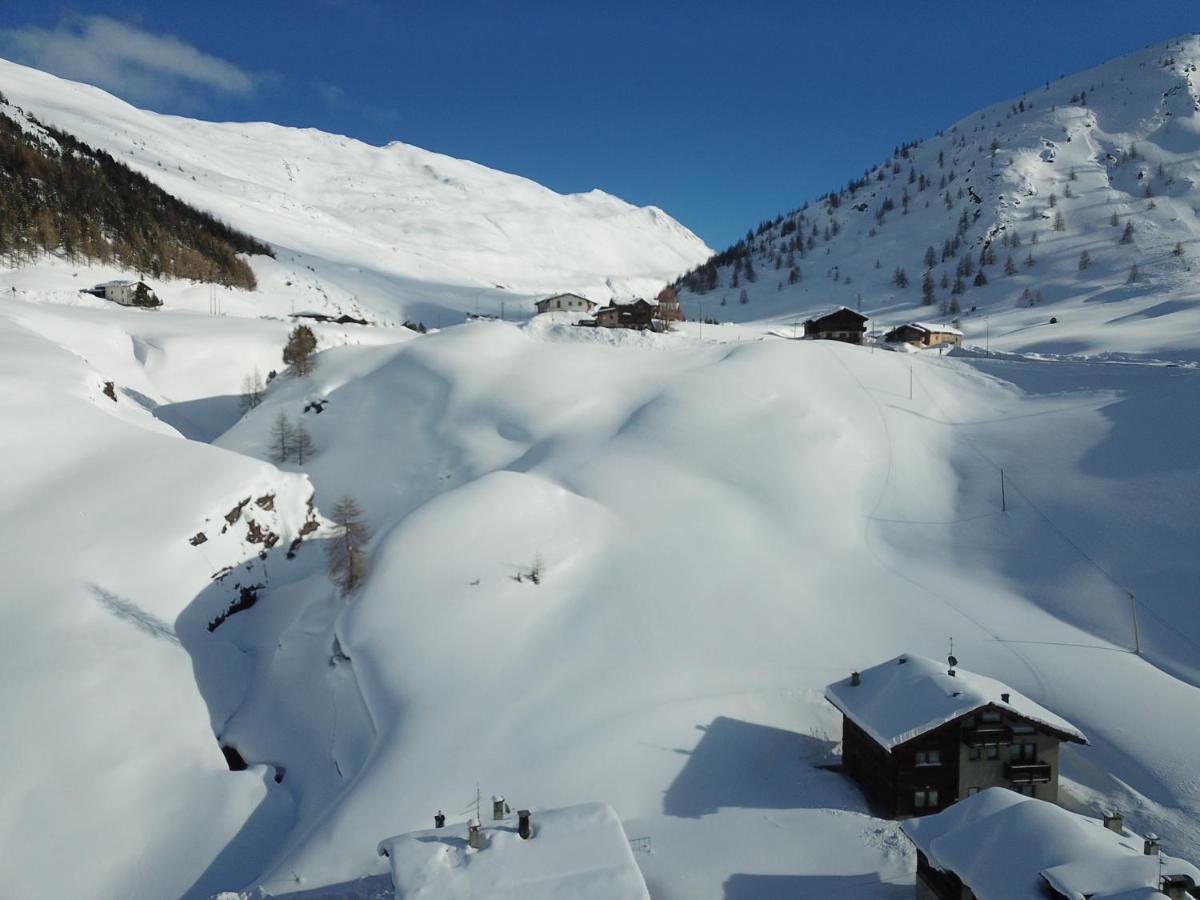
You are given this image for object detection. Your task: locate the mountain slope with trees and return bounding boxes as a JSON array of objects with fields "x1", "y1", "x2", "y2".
[
  {"x1": 674, "y1": 33, "x2": 1200, "y2": 359},
  {"x1": 0, "y1": 92, "x2": 271, "y2": 289}
]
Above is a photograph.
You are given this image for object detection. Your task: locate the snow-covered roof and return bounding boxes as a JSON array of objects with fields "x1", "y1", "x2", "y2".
[
  {"x1": 902, "y1": 788, "x2": 1200, "y2": 900},
  {"x1": 909, "y1": 321, "x2": 964, "y2": 336},
  {"x1": 376, "y1": 802, "x2": 651, "y2": 900},
  {"x1": 824, "y1": 653, "x2": 1087, "y2": 750},
  {"x1": 94, "y1": 279, "x2": 142, "y2": 288}
]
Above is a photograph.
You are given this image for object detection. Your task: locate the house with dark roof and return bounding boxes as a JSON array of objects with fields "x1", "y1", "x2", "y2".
[
  {"x1": 824, "y1": 653, "x2": 1087, "y2": 818},
  {"x1": 803, "y1": 307, "x2": 868, "y2": 343},
  {"x1": 884, "y1": 322, "x2": 963, "y2": 348},
  {"x1": 594, "y1": 299, "x2": 659, "y2": 331},
  {"x1": 903, "y1": 787, "x2": 1200, "y2": 900}
]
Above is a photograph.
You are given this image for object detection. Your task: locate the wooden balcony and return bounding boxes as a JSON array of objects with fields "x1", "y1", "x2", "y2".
[
  {"x1": 962, "y1": 723, "x2": 1013, "y2": 746},
  {"x1": 1004, "y1": 761, "x2": 1052, "y2": 784}
]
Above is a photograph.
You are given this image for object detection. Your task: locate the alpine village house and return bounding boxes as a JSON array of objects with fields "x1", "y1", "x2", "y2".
[
  {"x1": 825, "y1": 653, "x2": 1087, "y2": 819},
  {"x1": 883, "y1": 322, "x2": 963, "y2": 348},
  {"x1": 803, "y1": 307, "x2": 869, "y2": 343},
  {"x1": 534, "y1": 292, "x2": 598, "y2": 315}
]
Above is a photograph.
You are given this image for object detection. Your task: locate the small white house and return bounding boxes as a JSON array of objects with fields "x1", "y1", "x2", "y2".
[
  {"x1": 377, "y1": 802, "x2": 650, "y2": 900},
  {"x1": 86, "y1": 280, "x2": 160, "y2": 308},
  {"x1": 535, "y1": 293, "x2": 597, "y2": 315}
]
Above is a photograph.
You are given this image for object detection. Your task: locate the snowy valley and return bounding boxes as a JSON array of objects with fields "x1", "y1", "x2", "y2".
[{"x1": 1, "y1": 34, "x2": 1199, "y2": 900}]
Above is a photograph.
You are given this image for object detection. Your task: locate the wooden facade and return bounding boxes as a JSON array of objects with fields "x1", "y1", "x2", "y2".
[
  {"x1": 841, "y1": 704, "x2": 1078, "y2": 819},
  {"x1": 883, "y1": 323, "x2": 962, "y2": 347},
  {"x1": 594, "y1": 299, "x2": 659, "y2": 331},
  {"x1": 803, "y1": 307, "x2": 868, "y2": 343}
]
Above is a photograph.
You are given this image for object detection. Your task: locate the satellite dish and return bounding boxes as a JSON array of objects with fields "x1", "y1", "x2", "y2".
[{"x1": 948, "y1": 654, "x2": 958, "y2": 668}]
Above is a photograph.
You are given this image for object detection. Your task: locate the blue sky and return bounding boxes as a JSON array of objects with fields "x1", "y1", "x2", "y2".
[{"x1": 2, "y1": 2, "x2": 1197, "y2": 248}]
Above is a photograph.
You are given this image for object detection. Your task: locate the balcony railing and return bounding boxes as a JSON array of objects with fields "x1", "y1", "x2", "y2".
[
  {"x1": 962, "y1": 723, "x2": 1013, "y2": 747},
  {"x1": 1004, "y1": 761, "x2": 1052, "y2": 784}
]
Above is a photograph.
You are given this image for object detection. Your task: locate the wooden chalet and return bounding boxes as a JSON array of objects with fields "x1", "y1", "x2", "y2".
[
  {"x1": 825, "y1": 653, "x2": 1087, "y2": 819},
  {"x1": 803, "y1": 307, "x2": 868, "y2": 343},
  {"x1": 884, "y1": 322, "x2": 963, "y2": 348},
  {"x1": 594, "y1": 299, "x2": 660, "y2": 331}
]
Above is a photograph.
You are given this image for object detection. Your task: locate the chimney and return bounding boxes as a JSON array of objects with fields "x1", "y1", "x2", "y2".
[
  {"x1": 1103, "y1": 811, "x2": 1123, "y2": 833},
  {"x1": 1144, "y1": 834, "x2": 1160, "y2": 855},
  {"x1": 434, "y1": 810, "x2": 446, "y2": 829},
  {"x1": 518, "y1": 809, "x2": 532, "y2": 840},
  {"x1": 492, "y1": 795, "x2": 505, "y2": 821},
  {"x1": 1000, "y1": 692, "x2": 1010, "y2": 703},
  {"x1": 850, "y1": 671, "x2": 861, "y2": 687},
  {"x1": 468, "y1": 818, "x2": 484, "y2": 850}
]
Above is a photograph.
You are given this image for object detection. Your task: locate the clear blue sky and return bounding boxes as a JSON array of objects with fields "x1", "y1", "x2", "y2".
[{"x1": 3, "y1": 2, "x2": 1197, "y2": 248}]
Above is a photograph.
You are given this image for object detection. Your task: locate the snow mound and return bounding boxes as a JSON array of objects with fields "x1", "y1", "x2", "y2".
[{"x1": 377, "y1": 803, "x2": 650, "y2": 900}]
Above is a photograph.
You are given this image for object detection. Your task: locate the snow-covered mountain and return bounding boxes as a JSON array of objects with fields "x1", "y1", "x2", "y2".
[
  {"x1": 0, "y1": 56, "x2": 710, "y2": 322},
  {"x1": 1, "y1": 35, "x2": 1199, "y2": 900},
  {"x1": 678, "y1": 33, "x2": 1200, "y2": 360}
]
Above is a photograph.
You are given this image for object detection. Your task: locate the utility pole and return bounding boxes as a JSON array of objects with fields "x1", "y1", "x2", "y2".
[
  {"x1": 1001, "y1": 468, "x2": 1007, "y2": 512},
  {"x1": 1129, "y1": 592, "x2": 1141, "y2": 655},
  {"x1": 986, "y1": 318, "x2": 990, "y2": 357}
]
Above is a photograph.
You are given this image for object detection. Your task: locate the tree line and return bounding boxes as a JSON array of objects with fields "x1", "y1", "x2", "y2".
[{"x1": 0, "y1": 99, "x2": 272, "y2": 288}]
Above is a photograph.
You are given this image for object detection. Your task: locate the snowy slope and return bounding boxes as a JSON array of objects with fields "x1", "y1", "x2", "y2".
[
  {"x1": 678, "y1": 34, "x2": 1200, "y2": 360},
  {"x1": 196, "y1": 317, "x2": 1198, "y2": 899},
  {"x1": 2, "y1": 36, "x2": 1200, "y2": 900},
  {"x1": 0, "y1": 56, "x2": 710, "y2": 322}
]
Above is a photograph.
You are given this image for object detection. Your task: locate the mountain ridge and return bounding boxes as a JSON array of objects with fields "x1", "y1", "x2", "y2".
[
  {"x1": 0, "y1": 55, "x2": 711, "y2": 319},
  {"x1": 674, "y1": 32, "x2": 1200, "y2": 359}
]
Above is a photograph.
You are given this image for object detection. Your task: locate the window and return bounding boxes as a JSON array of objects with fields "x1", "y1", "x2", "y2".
[
  {"x1": 914, "y1": 789, "x2": 940, "y2": 810},
  {"x1": 1012, "y1": 722, "x2": 1035, "y2": 734},
  {"x1": 1016, "y1": 784, "x2": 1037, "y2": 797},
  {"x1": 915, "y1": 750, "x2": 942, "y2": 767},
  {"x1": 1011, "y1": 742, "x2": 1036, "y2": 762},
  {"x1": 968, "y1": 746, "x2": 981, "y2": 761},
  {"x1": 981, "y1": 712, "x2": 1001, "y2": 724},
  {"x1": 986, "y1": 745, "x2": 1000, "y2": 761}
]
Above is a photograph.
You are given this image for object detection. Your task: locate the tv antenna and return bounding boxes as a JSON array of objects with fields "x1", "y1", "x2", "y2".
[{"x1": 947, "y1": 637, "x2": 957, "y2": 677}]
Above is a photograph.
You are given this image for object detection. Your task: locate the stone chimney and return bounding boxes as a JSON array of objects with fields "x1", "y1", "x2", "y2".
[
  {"x1": 1000, "y1": 692, "x2": 1010, "y2": 703},
  {"x1": 434, "y1": 810, "x2": 446, "y2": 829},
  {"x1": 850, "y1": 671, "x2": 861, "y2": 687},
  {"x1": 1103, "y1": 811, "x2": 1123, "y2": 833},
  {"x1": 468, "y1": 818, "x2": 484, "y2": 850},
  {"x1": 518, "y1": 809, "x2": 532, "y2": 840},
  {"x1": 1144, "y1": 834, "x2": 1160, "y2": 855},
  {"x1": 493, "y1": 795, "x2": 506, "y2": 821}
]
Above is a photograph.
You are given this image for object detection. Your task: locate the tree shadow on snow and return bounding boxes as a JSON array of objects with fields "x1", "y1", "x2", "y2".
[
  {"x1": 90, "y1": 584, "x2": 181, "y2": 646},
  {"x1": 723, "y1": 872, "x2": 908, "y2": 900},
  {"x1": 662, "y1": 716, "x2": 866, "y2": 818}
]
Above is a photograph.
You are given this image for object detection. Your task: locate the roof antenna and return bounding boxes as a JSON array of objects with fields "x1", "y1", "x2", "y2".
[{"x1": 947, "y1": 638, "x2": 957, "y2": 677}]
